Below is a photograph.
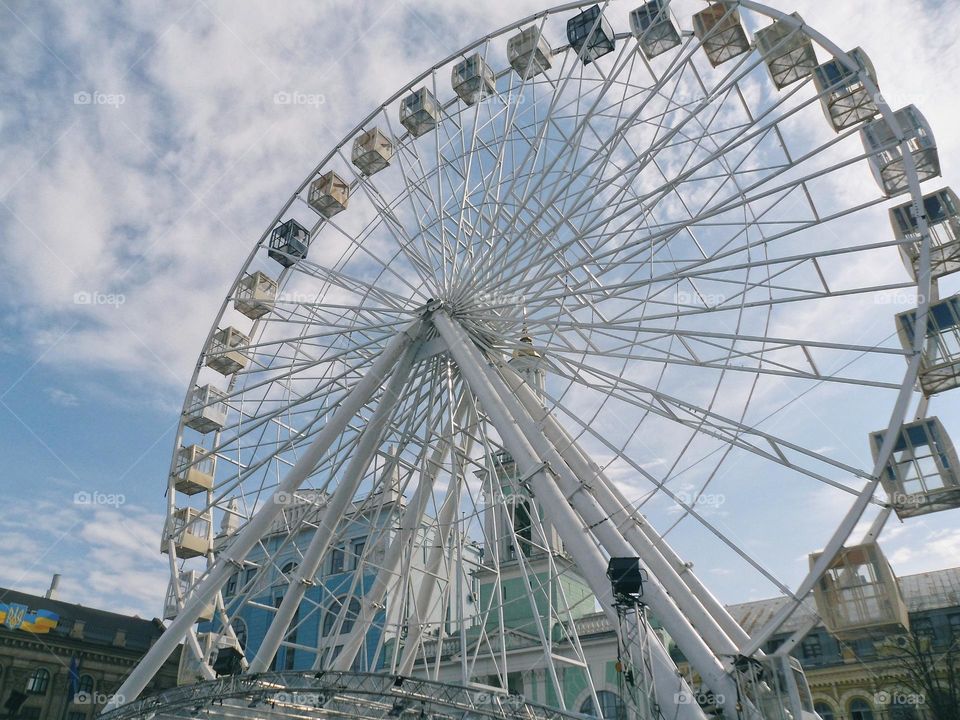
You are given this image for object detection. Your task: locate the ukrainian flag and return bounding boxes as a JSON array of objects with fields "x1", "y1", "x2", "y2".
[{"x1": 0, "y1": 604, "x2": 59, "y2": 634}]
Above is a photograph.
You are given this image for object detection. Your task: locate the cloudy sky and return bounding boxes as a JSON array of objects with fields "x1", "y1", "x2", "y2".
[{"x1": 1, "y1": 0, "x2": 959, "y2": 619}]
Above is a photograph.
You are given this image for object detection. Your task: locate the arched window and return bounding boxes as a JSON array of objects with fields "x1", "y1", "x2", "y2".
[
  {"x1": 26, "y1": 668, "x2": 50, "y2": 694},
  {"x1": 322, "y1": 597, "x2": 361, "y2": 637},
  {"x1": 78, "y1": 675, "x2": 94, "y2": 694},
  {"x1": 579, "y1": 691, "x2": 625, "y2": 720},
  {"x1": 814, "y1": 702, "x2": 835, "y2": 720},
  {"x1": 850, "y1": 699, "x2": 874, "y2": 720},
  {"x1": 281, "y1": 561, "x2": 299, "y2": 576},
  {"x1": 231, "y1": 618, "x2": 248, "y2": 650}
]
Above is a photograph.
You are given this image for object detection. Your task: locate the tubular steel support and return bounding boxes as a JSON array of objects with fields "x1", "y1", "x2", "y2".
[
  {"x1": 331, "y1": 394, "x2": 470, "y2": 672},
  {"x1": 431, "y1": 310, "x2": 714, "y2": 720},
  {"x1": 248, "y1": 336, "x2": 422, "y2": 674},
  {"x1": 500, "y1": 362, "x2": 749, "y2": 657},
  {"x1": 104, "y1": 322, "x2": 421, "y2": 713}
]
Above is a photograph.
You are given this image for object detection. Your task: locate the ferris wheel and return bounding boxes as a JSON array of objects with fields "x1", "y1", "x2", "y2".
[{"x1": 106, "y1": 2, "x2": 960, "y2": 720}]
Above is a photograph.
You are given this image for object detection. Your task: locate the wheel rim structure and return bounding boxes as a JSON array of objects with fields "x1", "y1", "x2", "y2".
[{"x1": 115, "y1": 2, "x2": 953, "y2": 719}]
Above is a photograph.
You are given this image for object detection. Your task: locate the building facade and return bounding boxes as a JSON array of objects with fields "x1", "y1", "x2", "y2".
[
  {"x1": 728, "y1": 568, "x2": 960, "y2": 720},
  {"x1": 0, "y1": 580, "x2": 180, "y2": 720}
]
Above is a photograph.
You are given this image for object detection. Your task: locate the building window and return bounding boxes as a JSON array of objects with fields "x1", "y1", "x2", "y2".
[
  {"x1": 579, "y1": 691, "x2": 625, "y2": 720},
  {"x1": 330, "y1": 546, "x2": 345, "y2": 574},
  {"x1": 850, "y1": 698, "x2": 874, "y2": 720},
  {"x1": 281, "y1": 561, "x2": 299, "y2": 576},
  {"x1": 813, "y1": 702, "x2": 835, "y2": 720},
  {"x1": 950, "y1": 613, "x2": 960, "y2": 639},
  {"x1": 913, "y1": 617, "x2": 935, "y2": 642},
  {"x1": 801, "y1": 635, "x2": 823, "y2": 664},
  {"x1": 352, "y1": 539, "x2": 366, "y2": 569},
  {"x1": 889, "y1": 699, "x2": 919, "y2": 720},
  {"x1": 232, "y1": 618, "x2": 248, "y2": 650},
  {"x1": 26, "y1": 668, "x2": 50, "y2": 695},
  {"x1": 224, "y1": 573, "x2": 237, "y2": 596},
  {"x1": 243, "y1": 567, "x2": 257, "y2": 587},
  {"x1": 78, "y1": 675, "x2": 94, "y2": 694},
  {"x1": 323, "y1": 597, "x2": 360, "y2": 637}
]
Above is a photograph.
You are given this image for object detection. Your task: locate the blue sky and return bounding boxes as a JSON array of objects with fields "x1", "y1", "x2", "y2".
[{"x1": 2, "y1": 0, "x2": 960, "y2": 619}]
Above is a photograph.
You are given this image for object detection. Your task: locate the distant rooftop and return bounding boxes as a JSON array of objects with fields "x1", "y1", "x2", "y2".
[
  {"x1": 0, "y1": 586, "x2": 165, "y2": 653},
  {"x1": 727, "y1": 567, "x2": 960, "y2": 636}
]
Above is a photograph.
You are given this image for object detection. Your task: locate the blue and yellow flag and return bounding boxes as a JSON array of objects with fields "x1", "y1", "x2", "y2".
[{"x1": 0, "y1": 603, "x2": 59, "y2": 634}]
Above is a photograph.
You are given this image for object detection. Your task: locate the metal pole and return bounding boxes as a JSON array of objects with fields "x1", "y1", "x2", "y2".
[
  {"x1": 103, "y1": 321, "x2": 421, "y2": 713},
  {"x1": 501, "y1": 362, "x2": 750, "y2": 653},
  {"x1": 248, "y1": 336, "x2": 421, "y2": 673},
  {"x1": 396, "y1": 432, "x2": 471, "y2": 676},
  {"x1": 431, "y1": 310, "x2": 711, "y2": 720},
  {"x1": 463, "y1": 332, "x2": 746, "y2": 718},
  {"x1": 332, "y1": 395, "x2": 469, "y2": 671}
]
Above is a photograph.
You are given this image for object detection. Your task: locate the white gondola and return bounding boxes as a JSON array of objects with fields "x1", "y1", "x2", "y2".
[
  {"x1": 754, "y1": 13, "x2": 817, "y2": 89},
  {"x1": 566, "y1": 5, "x2": 615, "y2": 65},
  {"x1": 183, "y1": 384, "x2": 228, "y2": 434},
  {"x1": 234, "y1": 271, "x2": 277, "y2": 320},
  {"x1": 810, "y1": 542, "x2": 910, "y2": 640},
  {"x1": 205, "y1": 327, "x2": 250, "y2": 376},
  {"x1": 629, "y1": 1, "x2": 681, "y2": 59},
  {"x1": 351, "y1": 128, "x2": 394, "y2": 176},
  {"x1": 164, "y1": 570, "x2": 214, "y2": 622},
  {"x1": 871, "y1": 417, "x2": 960, "y2": 518},
  {"x1": 890, "y1": 188, "x2": 960, "y2": 281},
  {"x1": 161, "y1": 508, "x2": 212, "y2": 559},
  {"x1": 896, "y1": 294, "x2": 960, "y2": 396},
  {"x1": 451, "y1": 54, "x2": 495, "y2": 106},
  {"x1": 172, "y1": 444, "x2": 215, "y2": 496},
  {"x1": 308, "y1": 171, "x2": 350, "y2": 218},
  {"x1": 268, "y1": 218, "x2": 311, "y2": 268},
  {"x1": 400, "y1": 88, "x2": 441, "y2": 138},
  {"x1": 813, "y1": 47, "x2": 879, "y2": 131},
  {"x1": 692, "y1": 4, "x2": 750, "y2": 68},
  {"x1": 861, "y1": 105, "x2": 940, "y2": 196},
  {"x1": 507, "y1": 27, "x2": 552, "y2": 78}
]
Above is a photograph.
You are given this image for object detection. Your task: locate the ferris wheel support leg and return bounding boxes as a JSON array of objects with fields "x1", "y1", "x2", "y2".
[
  {"x1": 396, "y1": 431, "x2": 472, "y2": 677},
  {"x1": 103, "y1": 321, "x2": 422, "y2": 713},
  {"x1": 331, "y1": 394, "x2": 471, "y2": 672},
  {"x1": 432, "y1": 311, "x2": 716, "y2": 720},
  {"x1": 499, "y1": 363, "x2": 748, "y2": 657},
  {"x1": 249, "y1": 335, "x2": 422, "y2": 674}
]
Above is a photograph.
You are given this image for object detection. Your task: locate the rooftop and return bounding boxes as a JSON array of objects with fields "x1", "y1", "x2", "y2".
[
  {"x1": 0, "y1": 586, "x2": 165, "y2": 653},
  {"x1": 726, "y1": 566, "x2": 960, "y2": 636}
]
